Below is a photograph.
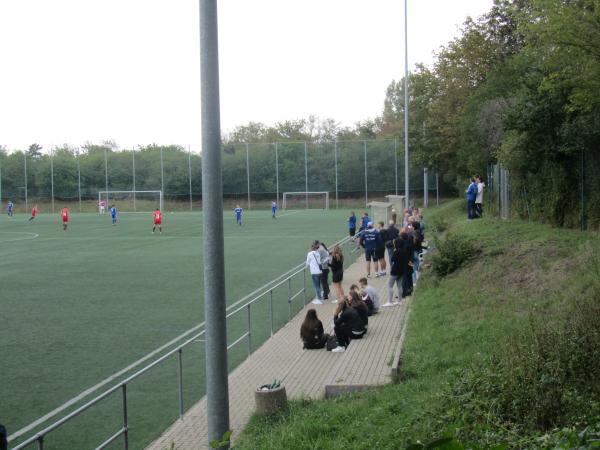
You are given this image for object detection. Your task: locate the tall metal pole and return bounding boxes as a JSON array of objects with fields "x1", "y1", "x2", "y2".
[
  {"x1": 189, "y1": 145, "x2": 193, "y2": 211},
  {"x1": 423, "y1": 167, "x2": 429, "y2": 207},
  {"x1": 50, "y1": 150, "x2": 55, "y2": 214},
  {"x1": 404, "y1": 0, "x2": 410, "y2": 210},
  {"x1": 24, "y1": 153, "x2": 28, "y2": 212},
  {"x1": 77, "y1": 151, "x2": 82, "y2": 212},
  {"x1": 304, "y1": 141, "x2": 308, "y2": 209},
  {"x1": 160, "y1": 146, "x2": 164, "y2": 197},
  {"x1": 334, "y1": 141, "x2": 338, "y2": 209},
  {"x1": 199, "y1": 0, "x2": 229, "y2": 447},
  {"x1": 0, "y1": 155, "x2": 2, "y2": 210},
  {"x1": 246, "y1": 143, "x2": 250, "y2": 209},
  {"x1": 275, "y1": 142, "x2": 279, "y2": 206},
  {"x1": 104, "y1": 146, "x2": 109, "y2": 194},
  {"x1": 394, "y1": 139, "x2": 398, "y2": 195},
  {"x1": 364, "y1": 140, "x2": 368, "y2": 207},
  {"x1": 132, "y1": 149, "x2": 136, "y2": 212},
  {"x1": 436, "y1": 170, "x2": 439, "y2": 206}
]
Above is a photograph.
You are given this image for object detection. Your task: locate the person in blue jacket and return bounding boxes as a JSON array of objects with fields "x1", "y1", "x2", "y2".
[{"x1": 466, "y1": 178, "x2": 478, "y2": 220}]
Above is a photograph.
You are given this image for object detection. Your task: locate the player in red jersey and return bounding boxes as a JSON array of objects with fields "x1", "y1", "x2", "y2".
[
  {"x1": 28, "y1": 205, "x2": 38, "y2": 221},
  {"x1": 61, "y1": 207, "x2": 69, "y2": 231},
  {"x1": 152, "y1": 208, "x2": 162, "y2": 234}
]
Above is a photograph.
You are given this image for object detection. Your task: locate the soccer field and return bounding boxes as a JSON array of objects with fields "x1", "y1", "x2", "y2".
[{"x1": 1, "y1": 208, "x2": 355, "y2": 449}]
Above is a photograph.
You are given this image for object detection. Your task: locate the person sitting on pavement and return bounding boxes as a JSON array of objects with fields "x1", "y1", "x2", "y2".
[
  {"x1": 359, "y1": 277, "x2": 380, "y2": 313},
  {"x1": 300, "y1": 308, "x2": 327, "y2": 349},
  {"x1": 332, "y1": 293, "x2": 366, "y2": 352}
]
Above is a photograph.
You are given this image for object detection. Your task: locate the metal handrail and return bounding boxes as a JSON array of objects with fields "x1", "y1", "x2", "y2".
[{"x1": 9, "y1": 235, "x2": 353, "y2": 450}]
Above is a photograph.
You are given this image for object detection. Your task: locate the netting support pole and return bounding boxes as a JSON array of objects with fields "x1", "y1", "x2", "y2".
[
  {"x1": 304, "y1": 142, "x2": 308, "y2": 209},
  {"x1": 160, "y1": 147, "x2": 164, "y2": 207},
  {"x1": 334, "y1": 140, "x2": 339, "y2": 209},
  {"x1": 246, "y1": 143, "x2": 250, "y2": 209},
  {"x1": 188, "y1": 145, "x2": 193, "y2": 211},
  {"x1": 104, "y1": 146, "x2": 109, "y2": 195},
  {"x1": 132, "y1": 150, "x2": 136, "y2": 212},
  {"x1": 24, "y1": 153, "x2": 28, "y2": 212},
  {"x1": 394, "y1": 138, "x2": 398, "y2": 195},
  {"x1": 364, "y1": 140, "x2": 368, "y2": 207},
  {"x1": 50, "y1": 150, "x2": 55, "y2": 214},
  {"x1": 275, "y1": 142, "x2": 279, "y2": 207},
  {"x1": 0, "y1": 155, "x2": 2, "y2": 211},
  {"x1": 199, "y1": 0, "x2": 230, "y2": 447},
  {"x1": 404, "y1": 0, "x2": 410, "y2": 210},
  {"x1": 423, "y1": 167, "x2": 429, "y2": 208},
  {"x1": 77, "y1": 151, "x2": 82, "y2": 212}
]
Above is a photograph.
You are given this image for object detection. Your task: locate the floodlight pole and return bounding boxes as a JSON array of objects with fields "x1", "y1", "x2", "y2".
[
  {"x1": 188, "y1": 145, "x2": 193, "y2": 211},
  {"x1": 246, "y1": 143, "x2": 250, "y2": 209},
  {"x1": 50, "y1": 150, "x2": 55, "y2": 214},
  {"x1": 334, "y1": 140, "x2": 338, "y2": 209},
  {"x1": 275, "y1": 142, "x2": 279, "y2": 206},
  {"x1": 199, "y1": 0, "x2": 230, "y2": 448},
  {"x1": 404, "y1": 0, "x2": 410, "y2": 209},
  {"x1": 104, "y1": 146, "x2": 109, "y2": 194},
  {"x1": 364, "y1": 140, "x2": 368, "y2": 207},
  {"x1": 304, "y1": 142, "x2": 308, "y2": 209}
]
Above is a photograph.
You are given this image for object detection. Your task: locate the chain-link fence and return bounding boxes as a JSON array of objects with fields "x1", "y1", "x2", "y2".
[{"x1": 0, "y1": 140, "x2": 442, "y2": 213}]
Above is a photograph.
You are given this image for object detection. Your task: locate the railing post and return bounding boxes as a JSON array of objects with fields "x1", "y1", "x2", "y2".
[
  {"x1": 37, "y1": 436, "x2": 44, "y2": 450},
  {"x1": 303, "y1": 268, "x2": 307, "y2": 305},
  {"x1": 247, "y1": 304, "x2": 252, "y2": 356},
  {"x1": 288, "y1": 278, "x2": 292, "y2": 320},
  {"x1": 269, "y1": 290, "x2": 274, "y2": 337},
  {"x1": 178, "y1": 349, "x2": 184, "y2": 419},
  {"x1": 122, "y1": 384, "x2": 129, "y2": 450}
]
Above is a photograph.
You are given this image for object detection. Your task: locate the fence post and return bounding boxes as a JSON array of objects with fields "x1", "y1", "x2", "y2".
[
  {"x1": 77, "y1": 151, "x2": 82, "y2": 212},
  {"x1": 423, "y1": 168, "x2": 428, "y2": 208},
  {"x1": 189, "y1": 145, "x2": 193, "y2": 211},
  {"x1": 436, "y1": 171, "x2": 439, "y2": 206},
  {"x1": 304, "y1": 141, "x2": 308, "y2": 209},
  {"x1": 275, "y1": 142, "x2": 279, "y2": 207},
  {"x1": 122, "y1": 384, "x2": 129, "y2": 450},
  {"x1": 132, "y1": 149, "x2": 136, "y2": 212},
  {"x1": 364, "y1": 140, "x2": 368, "y2": 207},
  {"x1": 50, "y1": 150, "x2": 55, "y2": 214},
  {"x1": 24, "y1": 152, "x2": 28, "y2": 212},
  {"x1": 334, "y1": 140, "x2": 339, "y2": 209},
  {"x1": 247, "y1": 304, "x2": 252, "y2": 356},
  {"x1": 178, "y1": 349, "x2": 184, "y2": 419},
  {"x1": 288, "y1": 278, "x2": 292, "y2": 320},
  {"x1": 270, "y1": 290, "x2": 274, "y2": 337},
  {"x1": 246, "y1": 143, "x2": 250, "y2": 209}
]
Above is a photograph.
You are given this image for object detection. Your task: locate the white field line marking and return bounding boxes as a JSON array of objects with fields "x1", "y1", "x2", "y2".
[
  {"x1": 0, "y1": 232, "x2": 39, "y2": 243},
  {"x1": 8, "y1": 323, "x2": 204, "y2": 442}
]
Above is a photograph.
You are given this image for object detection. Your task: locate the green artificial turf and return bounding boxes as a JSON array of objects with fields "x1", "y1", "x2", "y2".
[{"x1": 1, "y1": 208, "x2": 357, "y2": 449}]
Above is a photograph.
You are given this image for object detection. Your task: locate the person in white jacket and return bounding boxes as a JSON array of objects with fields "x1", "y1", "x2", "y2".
[
  {"x1": 306, "y1": 242, "x2": 323, "y2": 304},
  {"x1": 476, "y1": 175, "x2": 485, "y2": 218}
]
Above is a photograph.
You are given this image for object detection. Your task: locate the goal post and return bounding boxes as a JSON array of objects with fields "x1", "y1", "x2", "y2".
[
  {"x1": 282, "y1": 192, "x2": 329, "y2": 210},
  {"x1": 98, "y1": 190, "x2": 163, "y2": 213}
]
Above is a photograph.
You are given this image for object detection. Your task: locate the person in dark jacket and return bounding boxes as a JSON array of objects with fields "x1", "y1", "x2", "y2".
[
  {"x1": 384, "y1": 238, "x2": 410, "y2": 306},
  {"x1": 376, "y1": 221, "x2": 388, "y2": 277},
  {"x1": 300, "y1": 309, "x2": 326, "y2": 349},
  {"x1": 466, "y1": 177, "x2": 478, "y2": 219},
  {"x1": 385, "y1": 220, "x2": 399, "y2": 262},
  {"x1": 397, "y1": 230, "x2": 414, "y2": 297},
  {"x1": 333, "y1": 294, "x2": 366, "y2": 351},
  {"x1": 349, "y1": 290, "x2": 369, "y2": 328}
]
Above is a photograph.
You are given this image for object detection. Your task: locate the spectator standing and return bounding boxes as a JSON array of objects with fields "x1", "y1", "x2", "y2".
[
  {"x1": 384, "y1": 238, "x2": 409, "y2": 306},
  {"x1": 375, "y1": 221, "x2": 388, "y2": 276},
  {"x1": 329, "y1": 245, "x2": 345, "y2": 303},
  {"x1": 316, "y1": 240, "x2": 331, "y2": 300},
  {"x1": 385, "y1": 220, "x2": 399, "y2": 262},
  {"x1": 359, "y1": 212, "x2": 370, "y2": 232},
  {"x1": 466, "y1": 178, "x2": 478, "y2": 220},
  {"x1": 300, "y1": 309, "x2": 326, "y2": 349},
  {"x1": 348, "y1": 211, "x2": 357, "y2": 237},
  {"x1": 306, "y1": 242, "x2": 323, "y2": 304},
  {"x1": 475, "y1": 175, "x2": 485, "y2": 218},
  {"x1": 359, "y1": 222, "x2": 380, "y2": 278}
]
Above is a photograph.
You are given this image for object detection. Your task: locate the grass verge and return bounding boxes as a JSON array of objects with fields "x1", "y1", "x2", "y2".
[{"x1": 233, "y1": 200, "x2": 600, "y2": 449}]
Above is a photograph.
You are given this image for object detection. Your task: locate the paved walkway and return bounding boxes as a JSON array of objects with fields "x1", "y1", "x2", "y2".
[{"x1": 147, "y1": 255, "x2": 411, "y2": 450}]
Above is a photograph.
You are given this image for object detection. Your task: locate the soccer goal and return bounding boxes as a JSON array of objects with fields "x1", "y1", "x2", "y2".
[
  {"x1": 98, "y1": 191, "x2": 163, "y2": 213},
  {"x1": 282, "y1": 192, "x2": 329, "y2": 210}
]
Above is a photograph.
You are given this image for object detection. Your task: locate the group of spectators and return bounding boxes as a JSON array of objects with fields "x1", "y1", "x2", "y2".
[
  {"x1": 302, "y1": 206, "x2": 426, "y2": 352},
  {"x1": 466, "y1": 175, "x2": 485, "y2": 220}
]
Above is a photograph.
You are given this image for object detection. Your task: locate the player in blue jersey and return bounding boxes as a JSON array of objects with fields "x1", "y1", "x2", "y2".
[
  {"x1": 360, "y1": 212, "x2": 370, "y2": 232},
  {"x1": 7, "y1": 200, "x2": 14, "y2": 217},
  {"x1": 271, "y1": 201, "x2": 277, "y2": 219},
  {"x1": 348, "y1": 211, "x2": 357, "y2": 237},
  {"x1": 110, "y1": 204, "x2": 117, "y2": 225},
  {"x1": 234, "y1": 204, "x2": 243, "y2": 226}
]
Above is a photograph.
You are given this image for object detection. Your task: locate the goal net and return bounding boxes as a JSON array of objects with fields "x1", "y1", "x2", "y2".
[
  {"x1": 282, "y1": 192, "x2": 329, "y2": 210},
  {"x1": 98, "y1": 191, "x2": 163, "y2": 213}
]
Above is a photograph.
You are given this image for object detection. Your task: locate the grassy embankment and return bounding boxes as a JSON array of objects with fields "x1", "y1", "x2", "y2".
[{"x1": 233, "y1": 200, "x2": 600, "y2": 449}]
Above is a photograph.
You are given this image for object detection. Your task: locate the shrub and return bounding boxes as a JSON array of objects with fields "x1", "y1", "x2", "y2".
[
  {"x1": 429, "y1": 233, "x2": 479, "y2": 277},
  {"x1": 431, "y1": 216, "x2": 450, "y2": 233}
]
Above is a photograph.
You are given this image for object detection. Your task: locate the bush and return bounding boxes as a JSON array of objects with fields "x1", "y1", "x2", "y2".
[
  {"x1": 429, "y1": 233, "x2": 479, "y2": 277},
  {"x1": 431, "y1": 216, "x2": 450, "y2": 233}
]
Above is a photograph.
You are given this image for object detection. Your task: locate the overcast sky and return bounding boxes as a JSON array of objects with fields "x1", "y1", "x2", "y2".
[{"x1": 0, "y1": 0, "x2": 493, "y2": 152}]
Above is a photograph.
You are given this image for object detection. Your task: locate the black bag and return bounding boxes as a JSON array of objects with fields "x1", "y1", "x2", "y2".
[{"x1": 326, "y1": 334, "x2": 339, "y2": 351}]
